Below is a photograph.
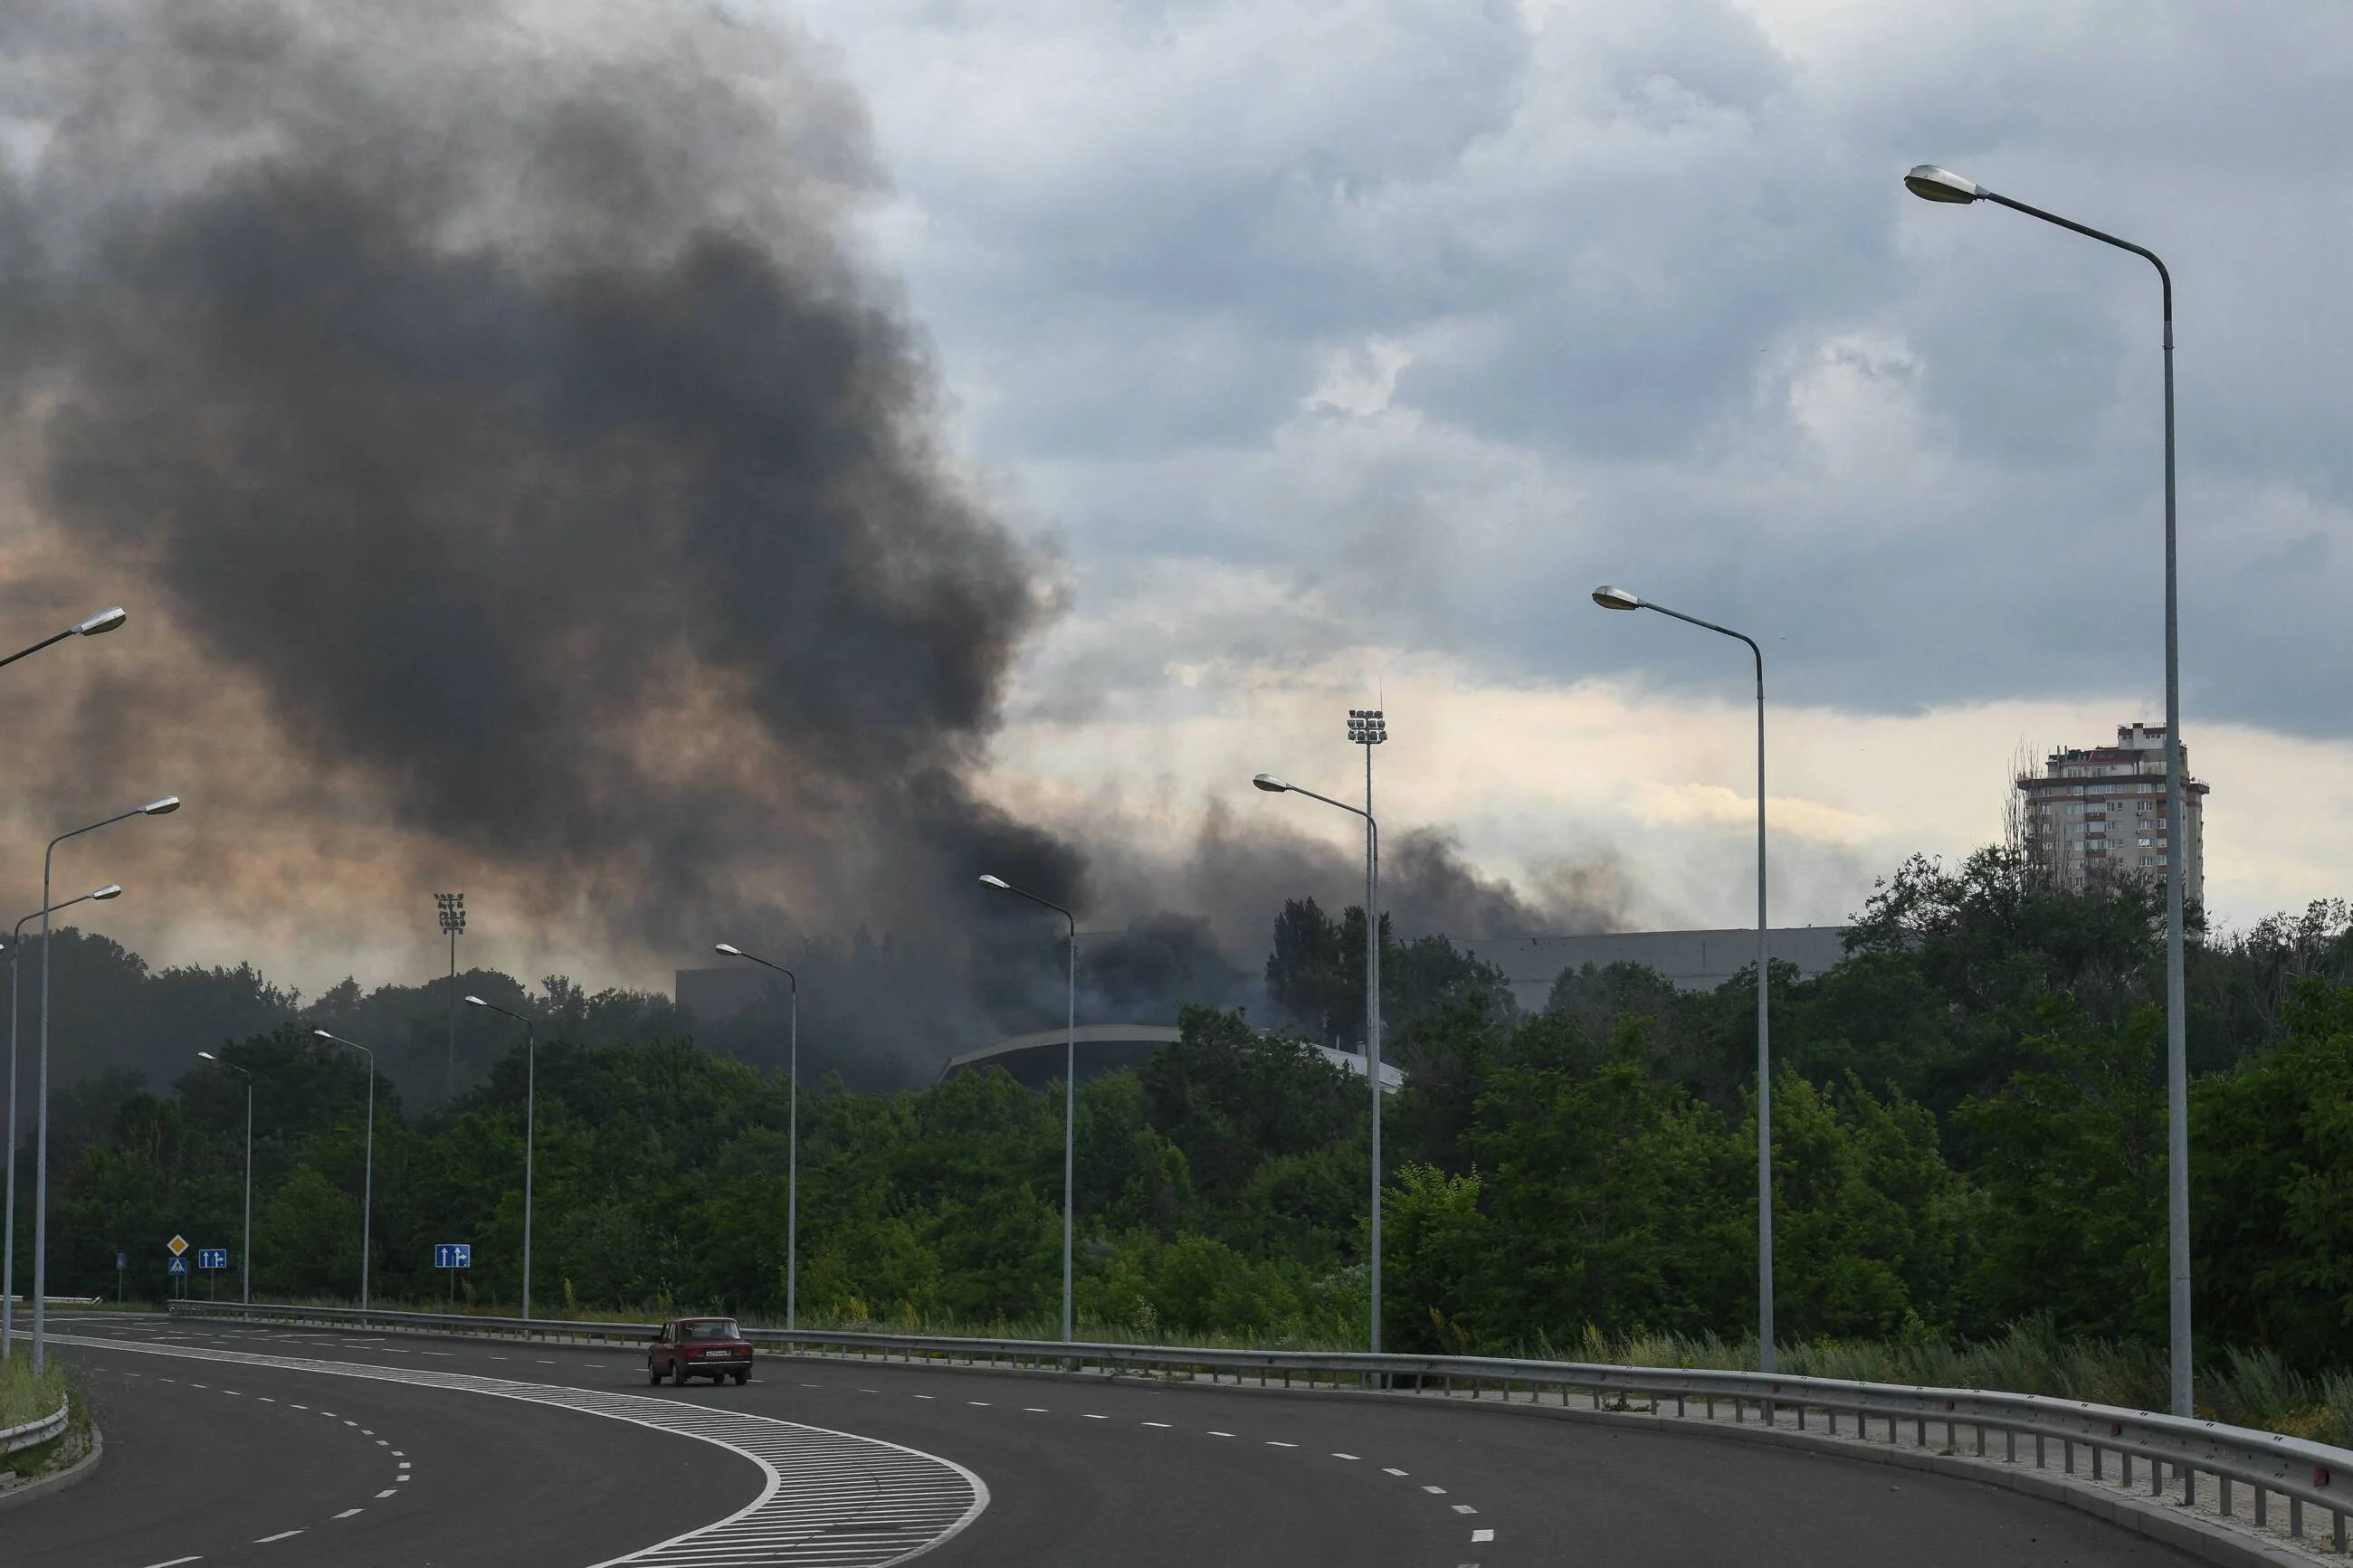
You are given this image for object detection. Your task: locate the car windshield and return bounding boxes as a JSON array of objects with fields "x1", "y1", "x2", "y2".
[{"x1": 681, "y1": 1319, "x2": 739, "y2": 1341}]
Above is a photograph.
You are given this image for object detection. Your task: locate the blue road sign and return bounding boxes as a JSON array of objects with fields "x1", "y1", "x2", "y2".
[
  {"x1": 197, "y1": 1248, "x2": 229, "y2": 1270},
  {"x1": 117, "y1": 1250, "x2": 127, "y2": 1271},
  {"x1": 434, "y1": 1243, "x2": 472, "y2": 1269},
  {"x1": 167, "y1": 1255, "x2": 188, "y2": 1275}
]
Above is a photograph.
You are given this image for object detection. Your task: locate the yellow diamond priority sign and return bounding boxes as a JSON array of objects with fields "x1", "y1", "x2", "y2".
[{"x1": 167, "y1": 1234, "x2": 188, "y2": 1257}]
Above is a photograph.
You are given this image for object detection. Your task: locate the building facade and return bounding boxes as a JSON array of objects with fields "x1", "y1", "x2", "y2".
[
  {"x1": 1459, "y1": 927, "x2": 1852, "y2": 1013},
  {"x1": 2016, "y1": 723, "x2": 2207, "y2": 904}
]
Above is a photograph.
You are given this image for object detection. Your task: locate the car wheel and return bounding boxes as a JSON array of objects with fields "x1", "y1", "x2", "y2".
[
  {"x1": 733, "y1": 1369, "x2": 748, "y2": 1385},
  {"x1": 647, "y1": 1363, "x2": 662, "y2": 1385}
]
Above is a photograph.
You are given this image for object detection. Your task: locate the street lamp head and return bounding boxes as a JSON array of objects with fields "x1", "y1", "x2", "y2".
[
  {"x1": 977, "y1": 874, "x2": 1010, "y2": 889},
  {"x1": 1591, "y1": 584, "x2": 1643, "y2": 612},
  {"x1": 463, "y1": 994, "x2": 488, "y2": 1008},
  {"x1": 1251, "y1": 773, "x2": 1291, "y2": 794},
  {"x1": 1904, "y1": 164, "x2": 1982, "y2": 204},
  {"x1": 90, "y1": 884, "x2": 123, "y2": 901},
  {"x1": 75, "y1": 606, "x2": 128, "y2": 637},
  {"x1": 312, "y1": 1029, "x2": 335, "y2": 1041},
  {"x1": 196, "y1": 1050, "x2": 216, "y2": 1061},
  {"x1": 714, "y1": 942, "x2": 743, "y2": 956},
  {"x1": 140, "y1": 795, "x2": 181, "y2": 815}
]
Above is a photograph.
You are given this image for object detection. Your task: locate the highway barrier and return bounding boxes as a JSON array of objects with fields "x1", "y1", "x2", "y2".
[
  {"x1": 0, "y1": 1396, "x2": 68, "y2": 1459},
  {"x1": 168, "y1": 1299, "x2": 2351, "y2": 1561}
]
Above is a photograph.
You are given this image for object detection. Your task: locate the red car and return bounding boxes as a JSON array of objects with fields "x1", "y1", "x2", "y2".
[{"x1": 648, "y1": 1316, "x2": 754, "y2": 1385}]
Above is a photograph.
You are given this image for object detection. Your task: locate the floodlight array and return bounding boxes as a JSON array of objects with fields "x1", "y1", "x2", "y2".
[
  {"x1": 1346, "y1": 708, "x2": 1387, "y2": 746},
  {"x1": 435, "y1": 889, "x2": 467, "y2": 935}
]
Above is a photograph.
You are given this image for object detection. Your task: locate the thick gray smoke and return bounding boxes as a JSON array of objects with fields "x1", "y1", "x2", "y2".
[{"x1": 0, "y1": 1, "x2": 1626, "y2": 1084}]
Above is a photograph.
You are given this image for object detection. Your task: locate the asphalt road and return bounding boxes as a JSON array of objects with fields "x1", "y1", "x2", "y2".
[{"x1": 20, "y1": 1314, "x2": 2200, "y2": 1568}]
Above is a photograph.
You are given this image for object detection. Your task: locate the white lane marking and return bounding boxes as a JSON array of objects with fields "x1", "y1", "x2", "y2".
[
  {"x1": 1083, "y1": 1413, "x2": 1108, "y2": 1421},
  {"x1": 392, "y1": 1449, "x2": 405, "y2": 1457},
  {"x1": 488, "y1": 1355, "x2": 510, "y2": 1361},
  {"x1": 334, "y1": 1508, "x2": 363, "y2": 1519},
  {"x1": 398, "y1": 1460, "x2": 412, "y2": 1468},
  {"x1": 1453, "y1": 1505, "x2": 1478, "y2": 1514},
  {"x1": 1472, "y1": 1528, "x2": 1495, "y2": 1542},
  {"x1": 254, "y1": 1530, "x2": 303, "y2": 1543},
  {"x1": 967, "y1": 1402, "x2": 990, "y2": 1407},
  {"x1": 1331, "y1": 1452, "x2": 1358, "y2": 1460},
  {"x1": 1424, "y1": 1486, "x2": 1446, "y2": 1494},
  {"x1": 1208, "y1": 1431, "x2": 1234, "y2": 1438},
  {"x1": 1266, "y1": 1441, "x2": 1296, "y2": 1449},
  {"x1": 376, "y1": 1489, "x2": 397, "y2": 1498},
  {"x1": 1023, "y1": 1407, "x2": 1048, "y2": 1413},
  {"x1": 912, "y1": 1394, "x2": 935, "y2": 1401},
  {"x1": 57, "y1": 1333, "x2": 989, "y2": 1568},
  {"x1": 1384, "y1": 1468, "x2": 1408, "y2": 1476},
  {"x1": 138, "y1": 1558, "x2": 202, "y2": 1567},
  {"x1": 1142, "y1": 1421, "x2": 1170, "y2": 1429}
]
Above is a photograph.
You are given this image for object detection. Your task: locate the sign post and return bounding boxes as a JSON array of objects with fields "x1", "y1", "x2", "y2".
[
  {"x1": 167, "y1": 1235, "x2": 189, "y2": 1300},
  {"x1": 197, "y1": 1248, "x2": 228, "y2": 1301},
  {"x1": 116, "y1": 1250, "x2": 127, "y2": 1303},
  {"x1": 434, "y1": 1242, "x2": 472, "y2": 1309}
]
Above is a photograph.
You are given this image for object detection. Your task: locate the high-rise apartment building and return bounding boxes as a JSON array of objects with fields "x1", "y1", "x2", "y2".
[{"x1": 2016, "y1": 723, "x2": 2208, "y2": 904}]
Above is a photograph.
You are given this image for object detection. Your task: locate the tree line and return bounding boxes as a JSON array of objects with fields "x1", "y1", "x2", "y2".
[{"x1": 17, "y1": 848, "x2": 2353, "y2": 1383}]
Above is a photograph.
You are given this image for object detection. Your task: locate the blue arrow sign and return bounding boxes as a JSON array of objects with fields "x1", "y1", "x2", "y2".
[
  {"x1": 434, "y1": 1243, "x2": 472, "y2": 1269},
  {"x1": 197, "y1": 1249, "x2": 229, "y2": 1270},
  {"x1": 167, "y1": 1255, "x2": 188, "y2": 1275}
]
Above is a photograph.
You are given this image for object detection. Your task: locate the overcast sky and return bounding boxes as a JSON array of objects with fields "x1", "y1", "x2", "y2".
[{"x1": 753, "y1": 0, "x2": 2353, "y2": 938}]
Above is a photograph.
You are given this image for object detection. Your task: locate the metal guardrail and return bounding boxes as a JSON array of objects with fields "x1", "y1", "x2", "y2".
[
  {"x1": 173, "y1": 1300, "x2": 2353, "y2": 1552},
  {"x1": 0, "y1": 1397, "x2": 68, "y2": 1458}
]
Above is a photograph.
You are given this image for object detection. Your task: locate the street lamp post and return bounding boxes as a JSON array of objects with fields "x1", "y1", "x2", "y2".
[
  {"x1": 1252, "y1": 769, "x2": 1386, "y2": 1353},
  {"x1": 195, "y1": 1052, "x2": 253, "y2": 1307},
  {"x1": 712, "y1": 945, "x2": 801, "y2": 1329},
  {"x1": 0, "y1": 605, "x2": 128, "y2": 673},
  {"x1": 436, "y1": 894, "x2": 466, "y2": 1103},
  {"x1": 976, "y1": 875, "x2": 1078, "y2": 1344},
  {"x1": 5, "y1": 883, "x2": 120, "y2": 1360},
  {"x1": 33, "y1": 794, "x2": 178, "y2": 1373},
  {"x1": 1593, "y1": 584, "x2": 1777, "y2": 1371},
  {"x1": 1903, "y1": 164, "x2": 2192, "y2": 1419},
  {"x1": 312, "y1": 1031, "x2": 376, "y2": 1318},
  {"x1": 465, "y1": 996, "x2": 537, "y2": 1321}
]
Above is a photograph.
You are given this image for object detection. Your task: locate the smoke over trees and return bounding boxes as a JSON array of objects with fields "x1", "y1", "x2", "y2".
[{"x1": 0, "y1": 2, "x2": 1626, "y2": 1079}]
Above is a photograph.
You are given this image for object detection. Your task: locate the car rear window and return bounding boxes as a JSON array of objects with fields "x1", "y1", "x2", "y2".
[{"x1": 681, "y1": 1318, "x2": 740, "y2": 1340}]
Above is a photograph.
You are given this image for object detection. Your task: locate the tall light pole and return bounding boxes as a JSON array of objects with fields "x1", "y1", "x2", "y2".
[
  {"x1": 1903, "y1": 164, "x2": 2192, "y2": 1418},
  {"x1": 713, "y1": 944, "x2": 801, "y2": 1328},
  {"x1": 34, "y1": 794, "x2": 178, "y2": 1373},
  {"x1": 5, "y1": 883, "x2": 120, "y2": 1360},
  {"x1": 976, "y1": 875, "x2": 1078, "y2": 1344},
  {"x1": 195, "y1": 1052, "x2": 253, "y2": 1307},
  {"x1": 436, "y1": 893, "x2": 466, "y2": 1102},
  {"x1": 312, "y1": 1031, "x2": 376, "y2": 1318},
  {"x1": 1594, "y1": 584, "x2": 1777, "y2": 1371},
  {"x1": 465, "y1": 995, "x2": 537, "y2": 1321},
  {"x1": 1252, "y1": 769, "x2": 1386, "y2": 1353},
  {"x1": 0, "y1": 605, "x2": 128, "y2": 672}
]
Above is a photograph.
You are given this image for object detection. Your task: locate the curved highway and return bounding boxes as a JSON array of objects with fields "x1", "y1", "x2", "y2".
[{"x1": 24, "y1": 1314, "x2": 2199, "y2": 1567}]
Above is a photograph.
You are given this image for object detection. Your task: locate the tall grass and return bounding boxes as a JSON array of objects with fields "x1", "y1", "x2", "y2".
[{"x1": 0, "y1": 1354, "x2": 69, "y2": 1430}]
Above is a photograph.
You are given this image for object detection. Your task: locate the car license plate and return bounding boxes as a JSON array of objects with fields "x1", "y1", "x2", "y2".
[{"x1": 703, "y1": 1350, "x2": 730, "y2": 1358}]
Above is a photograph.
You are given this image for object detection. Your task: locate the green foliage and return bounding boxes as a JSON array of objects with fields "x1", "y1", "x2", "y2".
[{"x1": 30, "y1": 857, "x2": 2353, "y2": 1417}]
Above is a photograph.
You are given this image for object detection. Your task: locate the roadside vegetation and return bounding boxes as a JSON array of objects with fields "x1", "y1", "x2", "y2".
[{"x1": 19, "y1": 848, "x2": 2353, "y2": 1440}]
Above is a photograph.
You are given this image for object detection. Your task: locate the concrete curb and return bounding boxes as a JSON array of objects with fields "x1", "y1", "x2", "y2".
[{"x1": 0, "y1": 1426, "x2": 101, "y2": 1513}]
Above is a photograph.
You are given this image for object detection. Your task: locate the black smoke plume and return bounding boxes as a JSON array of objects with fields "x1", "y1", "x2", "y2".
[{"x1": 0, "y1": 2, "x2": 1627, "y2": 1088}]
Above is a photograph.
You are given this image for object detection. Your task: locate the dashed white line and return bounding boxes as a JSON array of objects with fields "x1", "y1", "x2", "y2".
[
  {"x1": 333, "y1": 1508, "x2": 364, "y2": 1519},
  {"x1": 912, "y1": 1394, "x2": 935, "y2": 1400},
  {"x1": 1424, "y1": 1485, "x2": 1447, "y2": 1494},
  {"x1": 1143, "y1": 1421, "x2": 1171, "y2": 1429},
  {"x1": 1266, "y1": 1440, "x2": 1297, "y2": 1449},
  {"x1": 1472, "y1": 1528, "x2": 1495, "y2": 1543},
  {"x1": 967, "y1": 1401, "x2": 991, "y2": 1407},
  {"x1": 1023, "y1": 1407, "x2": 1048, "y2": 1412},
  {"x1": 1208, "y1": 1430, "x2": 1234, "y2": 1438},
  {"x1": 139, "y1": 1557, "x2": 201, "y2": 1567},
  {"x1": 1332, "y1": 1452, "x2": 1358, "y2": 1460},
  {"x1": 1453, "y1": 1504, "x2": 1479, "y2": 1515},
  {"x1": 253, "y1": 1530, "x2": 303, "y2": 1543},
  {"x1": 376, "y1": 1489, "x2": 397, "y2": 1498},
  {"x1": 1384, "y1": 1468, "x2": 1408, "y2": 1477}
]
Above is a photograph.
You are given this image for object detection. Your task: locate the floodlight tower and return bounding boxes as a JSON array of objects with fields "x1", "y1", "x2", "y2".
[
  {"x1": 437, "y1": 892, "x2": 466, "y2": 1100},
  {"x1": 1345, "y1": 708, "x2": 1386, "y2": 1350}
]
